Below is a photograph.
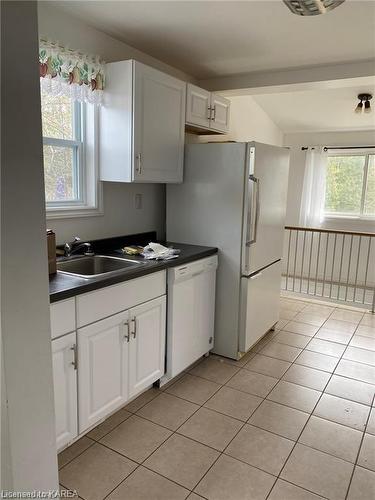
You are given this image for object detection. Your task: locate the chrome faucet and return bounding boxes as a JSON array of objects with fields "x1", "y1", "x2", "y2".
[{"x1": 64, "y1": 237, "x2": 94, "y2": 258}]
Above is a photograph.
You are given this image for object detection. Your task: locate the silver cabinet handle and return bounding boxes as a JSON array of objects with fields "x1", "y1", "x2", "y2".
[
  {"x1": 207, "y1": 106, "x2": 212, "y2": 120},
  {"x1": 131, "y1": 318, "x2": 137, "y2": 339},
  {"x1": 123, "y1": 321, "x2": 130, "y2": 342},
  {"x1": 136, "y1": 153, "x2": 142, "y2": 175},
  {"x1": 211, "y1": 105, "x2": 216, "y2": 121},
  {"x1": 70, "y1": 344, "x2": 77, "y2": 370}
]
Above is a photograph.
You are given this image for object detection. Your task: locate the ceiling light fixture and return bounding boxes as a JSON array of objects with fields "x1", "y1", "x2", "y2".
[
  {"x1": 283, "y1": 0, "x2": 345, "y2": 16},
  {"x1": 355, "y1": 94, "x2": 372, "y2": 114}
]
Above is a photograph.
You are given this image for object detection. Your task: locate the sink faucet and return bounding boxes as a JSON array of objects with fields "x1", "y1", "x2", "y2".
[{"x1": 64, "y1": 237, "x2": 94, "y2": 258}]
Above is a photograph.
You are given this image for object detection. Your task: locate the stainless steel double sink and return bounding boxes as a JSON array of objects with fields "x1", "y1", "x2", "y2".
[{"x1": 57, "y1": 255, "x2": 143, "y2": 279}]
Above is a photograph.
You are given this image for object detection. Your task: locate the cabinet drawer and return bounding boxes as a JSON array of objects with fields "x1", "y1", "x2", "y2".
[
  {"x1": 50, "y1": 298, "x2": 76, "y2": 339},
  {"x1": 76, "y1": 271, "x2": 166, "y2": 327}
]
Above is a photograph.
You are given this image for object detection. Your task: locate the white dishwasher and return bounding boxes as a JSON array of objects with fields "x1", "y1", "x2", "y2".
[{"x1": 162, "y1": 255, "x2": 218, "y2": 384}]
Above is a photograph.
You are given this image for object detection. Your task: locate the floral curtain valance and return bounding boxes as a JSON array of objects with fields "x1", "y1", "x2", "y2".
[{"x1": 39, "y1": 39, "x2": 106, "y2": 104}]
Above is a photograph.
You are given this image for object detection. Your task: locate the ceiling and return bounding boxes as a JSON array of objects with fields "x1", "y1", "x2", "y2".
[
  {"x1": 48, "y1": 0, "x2": 375, "y2": 79},
  {"x1": 253, "y1": 81, "x2": 375, "y2": 132}
]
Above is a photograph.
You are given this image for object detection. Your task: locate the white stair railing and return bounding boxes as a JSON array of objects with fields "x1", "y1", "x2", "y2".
[{"x1": 282, "y1": 226, "x2": 375, "y2": 313}]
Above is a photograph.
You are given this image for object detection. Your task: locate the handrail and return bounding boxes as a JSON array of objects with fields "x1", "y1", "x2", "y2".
[{"x1": 285, "y1": 226, "x2": 375, "y2": 238}]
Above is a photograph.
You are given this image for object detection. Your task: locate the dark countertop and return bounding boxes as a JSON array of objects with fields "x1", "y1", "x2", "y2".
[{"x1": 49, "y1": 241, "x2": 217, "y2": 303}]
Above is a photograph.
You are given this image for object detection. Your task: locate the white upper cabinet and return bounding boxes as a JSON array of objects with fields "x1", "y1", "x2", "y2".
[
  {"x1": 100, "y1": 60, "x2": 186, "y2": 184},
  {"x1": 210, "y1": 93, "x2": 230, "y2": 133},
  {"x1": 186, "y1": 84, "x2": 211, "y2": 129},
  {"x1": 185, "y1": 83, "x2": 230, "y2": 134}
]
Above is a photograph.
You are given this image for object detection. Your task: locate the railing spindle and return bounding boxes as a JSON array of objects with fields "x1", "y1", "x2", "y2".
[
  {"x1": 363, "y1": 237, "x2": 372, "y2": 305},
  {"x1": 293, "y1": 230, "x2": 299, "y2": 292},
  {"x1": 286, "y1": 229, "x2": 292, "y2": 291},
  {"x1": 314, "y1": 232, "x2": 321, "y2": 296},
  {"x1": 344, "y1": 235, "x2": 354, "y2": 302},
  {"x1": 307, "y1": 231, "x2": 314, "y2": 295},
  {"x1": 300, "y1": 230, "x2": 307, "y2": 293},
  {"x1": 337, "y1": 234, "x2": 345, "y2": 301},
  {"x1": 329, "y1": 233, "x2": 337, "y2": 299},
  {"x1": 353, "y1": 236, "x2": 362, "y2": 304},
  {"x1": 322, "y1": 233, "x2": 329, "y2": 298}
]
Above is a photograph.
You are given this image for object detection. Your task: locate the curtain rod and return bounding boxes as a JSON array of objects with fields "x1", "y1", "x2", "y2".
[
  {"x1": 323, "y1": 146, "x2": 375, "y2": 151},
  {"x1": 301, "y1": 146, "x2": 375, "y2": 151}
]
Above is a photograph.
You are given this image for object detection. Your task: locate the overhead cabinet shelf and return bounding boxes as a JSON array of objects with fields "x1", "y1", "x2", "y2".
[
  {"x1": 100, "y1": 60, "x2": 186, "y2": 183},
  {"x1": 185, "y1": 83, "x2": 230, "y2": 135}
]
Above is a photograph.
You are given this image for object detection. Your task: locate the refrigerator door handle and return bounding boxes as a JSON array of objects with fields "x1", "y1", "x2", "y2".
[{"x1": 246, "y1": 175, "x2": 260, "y2": 246}]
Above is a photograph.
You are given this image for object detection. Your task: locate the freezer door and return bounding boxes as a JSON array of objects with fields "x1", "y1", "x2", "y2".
[
  {"x1": 242, "y1": 143, "x2": 289, "y2": 276},
  {"x1": 239, "y1": 260, "x2": 281, "y2": 353}
]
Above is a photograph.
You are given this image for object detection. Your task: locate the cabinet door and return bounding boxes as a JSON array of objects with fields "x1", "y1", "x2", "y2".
[
  {"x1": 133, "y1": 62, "x2": 186, "y2": 183},
  {"x1": 52, "y1": 332, "x2": 78, "y2": 451},
  {"x1": 129, "y1": 296, "x2": 166, "y2": 398},
  {"x1": 186, "y1": 83, "x2": 211, "y2": 129},
  {"x1": 210, "y1": 94, "x2": 230, "y2": 133},
  {"x1": 78, "y1": 310, "x2": 130, "y2": 433}
]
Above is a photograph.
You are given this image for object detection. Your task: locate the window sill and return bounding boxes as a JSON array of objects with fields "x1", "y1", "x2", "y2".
[
  {"x1": 324, "y1": 215, "x2": 375, "y2": 222},
  {"x1": 46, "y1": 205, "x2": 103, "y2": 220}
]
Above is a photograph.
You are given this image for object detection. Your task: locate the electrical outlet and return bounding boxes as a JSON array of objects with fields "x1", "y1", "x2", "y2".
[{"x1": 135, "y1": 193, "x2": 143, "y2": 209}]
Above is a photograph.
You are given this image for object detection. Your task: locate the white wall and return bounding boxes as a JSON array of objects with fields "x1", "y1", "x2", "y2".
[
  {"x1": 188, "y1": 95, "x2": 283, "y2": 146},
  {"x1": 284, "y1": 130, "x2": 375, "y2": 232},
  {"x1": 38, "y1": 3, "x2": 195, "y2": 244},
  {"x1": 51, "y1": 183, "x2": 165, "y2": 245},
  {"x1": 1, "y1": 1, "x2": 58, "y2": 489}
]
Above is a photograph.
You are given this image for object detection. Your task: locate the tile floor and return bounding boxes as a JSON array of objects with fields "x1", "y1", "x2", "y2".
[{"x1": 59, "y1": 297, "x2": 375, "y2": 500}]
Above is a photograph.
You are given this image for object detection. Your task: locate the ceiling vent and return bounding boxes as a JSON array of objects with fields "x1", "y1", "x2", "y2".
[{"x1": 283, "y1": 0, "x2": 345, "y2": 16}]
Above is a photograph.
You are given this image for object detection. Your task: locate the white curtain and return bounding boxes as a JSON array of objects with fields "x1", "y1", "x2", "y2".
[{"x1": 299, "y1": 147, "x2": 327, "y2": 227}]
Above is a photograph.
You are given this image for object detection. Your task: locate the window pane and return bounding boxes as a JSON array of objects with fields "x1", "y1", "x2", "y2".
[
  {"x1": 364, "y1": 155, "x2": 375, "y2": 216},
  {"x1": 43, "y1": 145, "x2": 79, "y2": 202},
  {"x1": 324, "y1": 156, "x2": 365, "y2": 215},
  {"x1": 41, "y1": 93, "x2": 74, "y2": 140}
]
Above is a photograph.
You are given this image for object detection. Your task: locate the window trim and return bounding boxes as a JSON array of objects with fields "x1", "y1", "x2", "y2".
[
  {"x1": 323, "y1": 149, "x2": 375, "y2": 221},
  {"x1": 43, "y1": 98, "x2": 103, "y2": 219}
]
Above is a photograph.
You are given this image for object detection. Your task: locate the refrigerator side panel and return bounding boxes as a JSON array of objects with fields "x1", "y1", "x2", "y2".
[
  {"x1": 167, "y1": 142, "x2": 246, "y2": 359},
  {"x1": 239, "y1": 260, "x2": 281, "y2": 353},
  {"x1": 242, "y1": 143, "x2": 290, "y2": 276}
]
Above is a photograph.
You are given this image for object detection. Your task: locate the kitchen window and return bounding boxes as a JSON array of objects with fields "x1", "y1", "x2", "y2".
[
  {"x1": 41, "y1": 92, "x2": 102, "y2": 218},
  {"x1": 324, "y1": 152, "x2": 375, "y2": 219}
]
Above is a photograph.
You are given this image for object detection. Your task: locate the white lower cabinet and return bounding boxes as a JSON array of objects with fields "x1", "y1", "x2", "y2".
[
  {"x1": 52, "y1": 332, "x2": 78, "y2": 451},
  {"x1": 78, "y1": 310, "x2": 130, "y2": 433},
  {"x1": 51, "y1": 272, "x2": 167, "y2": 447},
  {"x1": 78, "y1": 295, "x2": 166, "y2": 434},
  {"x1": 129, "y1": 296, "x2": 166, "y2": 398}
]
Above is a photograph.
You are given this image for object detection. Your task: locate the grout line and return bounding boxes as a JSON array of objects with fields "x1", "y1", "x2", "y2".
[
  {"x1": 265, "y1": 303, "x2": 368, "y2": 500},
  {"x1": 59, "y1": 298, "x2": 373, "y2": 500},
  {"x1": 344, "y1": 393, "x2": 375, "y2": 500}
]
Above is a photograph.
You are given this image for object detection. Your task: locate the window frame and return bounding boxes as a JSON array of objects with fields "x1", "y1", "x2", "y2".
[
  {"x1": 42, "y1": 94, "x2": 103, "y2": 219},
  {"x1": 323, "y1": 149, "x2": 375, "y2": 221}
]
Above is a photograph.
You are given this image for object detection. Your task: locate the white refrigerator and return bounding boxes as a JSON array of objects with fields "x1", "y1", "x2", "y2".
[{"x1": 167, "y1": 141, "x2": 290, "y2": 360}]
